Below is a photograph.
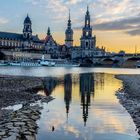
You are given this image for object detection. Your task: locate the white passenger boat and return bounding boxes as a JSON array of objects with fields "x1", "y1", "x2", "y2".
[
  {"x1": 10, "y1": 61, "x2": 41, "y2": 67},
  {"x1": 20, "y1": 62, "x2": 41, "y2": 67},
  {"x1": 40, "y1": 60, "x2": 56, "y2": 67},
  {"x1": 55, "y1": 63, "x2": 80, "y2": 67},
  {"x1": 10, "y1": 61, "x2": 21, "y2": 66},
  {"x1": 0, "y1": 63, "x2": 8, "y2": 66}
]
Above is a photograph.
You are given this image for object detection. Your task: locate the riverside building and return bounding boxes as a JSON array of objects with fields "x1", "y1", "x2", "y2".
[
  {"x1": 0, "y1": 7, "x2": 106, "y2": 61},
  {"x1": 0, "y1": 15, "x2": 44, "y2": 51}
]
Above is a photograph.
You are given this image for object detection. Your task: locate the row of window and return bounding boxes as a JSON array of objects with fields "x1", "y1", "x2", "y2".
[
  {"x1": 0, "y1": 39, "x2": 43, "y2": 49},
  {"x1": 0, "y1": 40, "x2": 22, "y2": 47}
]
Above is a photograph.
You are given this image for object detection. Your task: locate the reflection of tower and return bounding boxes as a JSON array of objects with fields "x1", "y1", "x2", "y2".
[
  {"x1": 64, "y1": 74, "x2": 72, "y2": 120},
  {"x1": 80, "y1": 73, "x2": 94, "y2": 126},
  {"x1": 95, "y1": 73, "x2": 105, "y2": 91},
  {"x1": 43, "y1": 78, "x2": 57, "y2": 96}
]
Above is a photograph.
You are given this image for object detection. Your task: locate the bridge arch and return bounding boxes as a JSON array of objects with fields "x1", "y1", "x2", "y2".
[
  {"x1": 0, "y1": 51, "x2": 6, "y2": 60},
  {"x1": 126, "y1": 57, "x2": 140, "y2": 61}
]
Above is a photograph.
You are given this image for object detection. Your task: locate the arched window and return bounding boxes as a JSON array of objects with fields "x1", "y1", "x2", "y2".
[{"x1": 86, "y1": 41, "x2": 89, "y2": 48}]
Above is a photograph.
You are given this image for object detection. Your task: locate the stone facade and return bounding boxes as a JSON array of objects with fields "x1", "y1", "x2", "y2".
[
  {"x1": 44, "y1": 27, "x2": 59, "y2": 58},
  {"x1": 0, "y1": 15, "x2": 44, "y2": 51}
]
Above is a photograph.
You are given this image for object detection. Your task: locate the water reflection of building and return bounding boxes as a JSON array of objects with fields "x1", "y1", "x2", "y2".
[
  {"x1": 95, "y1": 73, "x2": 105, "y2": 91},
  {"x1": 80, "y1": 73, "x2": 94, "y2": 126},
  {"x1": 43, "y1": 78, "x2": 57, "y2": 96},
  {"x1": 64, "y1": 74, "x2": 72, "y2": 120}
]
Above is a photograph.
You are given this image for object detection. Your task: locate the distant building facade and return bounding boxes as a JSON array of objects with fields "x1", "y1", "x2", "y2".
[
  {"x1": 0, "y1": 15, "x2": 44, "y2": 51},
  {"x1": 0, "y1": 7, "x2": 106, "y2": 61},
  {"x1": 43, "y1": 27, "x2": 59, "y2": 58}
]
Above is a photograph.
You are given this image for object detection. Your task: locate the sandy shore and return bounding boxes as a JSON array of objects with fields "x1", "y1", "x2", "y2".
[{"x1": 116, "y1": 75, "x2": 140, "y2": 134}]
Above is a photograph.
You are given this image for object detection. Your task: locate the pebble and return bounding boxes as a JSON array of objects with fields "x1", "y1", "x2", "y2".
[
  {"x1": 0, "y1": 131, "x2": 6, "y2": 136},
  {"x1": 0, "y1": 104, "x2": 41, "y2": 139}
]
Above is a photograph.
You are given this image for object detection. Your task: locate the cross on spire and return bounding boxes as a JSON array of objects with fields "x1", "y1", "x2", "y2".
[
  {"x1": 86, "y1": 5, "x2": 89, "y2": 15},
  {"x1": 69, "y1": 9, "x2": 71, "y2": 20},
  {"x1": 47, "y1": 27, "x2": 51, "y2": 36}
]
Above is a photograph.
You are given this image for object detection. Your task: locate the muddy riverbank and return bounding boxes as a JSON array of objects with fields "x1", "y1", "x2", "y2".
[
  {"x1": 0, "y1": 76, "x2": 44, "y2": 108},
  {"x1": 116, "y1": 75, "x2": 140, "y2": 134},
  {"x1": 0, "y1": 75, "x2": 62, "y2": 109},
  {"x1": 0, "y1": 75, "x2": 56, "y2": 139}
]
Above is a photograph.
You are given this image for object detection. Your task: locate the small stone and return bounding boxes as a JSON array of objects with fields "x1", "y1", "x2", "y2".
[
  {"x1": 29, "y1": 129, "x2": 36, "y2": 133},
  {"x1": 3, "y1": 134, "x2": 17, "y2": 140},
  {"x1": 23, "y1": 131, "x2": 32, "y2": 135},
  {"x1": 25, "y1": 135, "x2": 35, "y2": 140},
  {"x1": 14, "y1": 122, "x2": 25, "y2": 126},
  {"x1": 0, "y1": 131, "x2": 6, "y2": 136},
  {"x1": 31, "y1": 115, "x2": 39, "y2": 121}
]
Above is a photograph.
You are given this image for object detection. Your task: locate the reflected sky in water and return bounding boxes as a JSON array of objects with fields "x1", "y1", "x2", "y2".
[
  {"x1": 1, "y1": 67, "x2": 140, "y2": 77},
  {"x1": 37, "y1": 73, "x2": 139, "y2": 140}
]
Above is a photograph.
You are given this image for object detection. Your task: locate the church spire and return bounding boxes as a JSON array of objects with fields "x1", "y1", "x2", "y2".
[
  {"x1": 65, "y1": 9, "x2": 73, "y2": 47},
  {"x1": 69, "y1": 9, "x2": 71, "y2": 21},
  {"x1": 47, "y1": 27, "x2": 51, "y2": 36},
  {"x1": 68, "y1": 9, "x2": 71, "y2": 28},
  {"x1": 80, "y1": 6, "x2": 96, "y2": 50},
  {"x1": 87, "y1": 5, "x2": 89, "y2": 15},
  {"x1": 85, "y1": 6, "x2": 90, "y2": 27}
]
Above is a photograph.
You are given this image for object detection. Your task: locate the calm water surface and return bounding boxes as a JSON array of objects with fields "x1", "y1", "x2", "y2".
[{"x1": 0, "y1": 67, "x2": 140, "y2": 140}]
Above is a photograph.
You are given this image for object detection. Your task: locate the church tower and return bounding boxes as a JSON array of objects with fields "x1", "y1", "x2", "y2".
[
  {"x1": 65, "y1": 10, "x2": 73, "y2": 48},
  {"x1": 23, "y1": 14, "x2": 32, "y2": 40},
  {"x1": 80, "y1": 6, "x2": 96, "y2": 49}
]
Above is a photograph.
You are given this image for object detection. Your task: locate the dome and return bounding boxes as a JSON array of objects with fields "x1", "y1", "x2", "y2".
[{"x1": 24, "y1": 14, "x2": 31, "y2": 24}]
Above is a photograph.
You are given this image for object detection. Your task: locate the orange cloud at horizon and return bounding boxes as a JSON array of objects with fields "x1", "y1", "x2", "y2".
[{"x1": 38, "y1": 30, "x2": 140, "y2": 54}]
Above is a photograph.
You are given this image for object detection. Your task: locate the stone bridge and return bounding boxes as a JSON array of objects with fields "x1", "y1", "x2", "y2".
[{"x1": 79, "y1": 55, "x2": 140, "y2": 64}]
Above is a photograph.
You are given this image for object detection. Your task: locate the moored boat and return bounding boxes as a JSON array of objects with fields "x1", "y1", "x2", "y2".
[
  {"x1": 0, "y1": 63, "x2": 8, "y2": 66},
  {"x1": 10, "y1": 61, "x2": 21, "y2": 66},
  {"x1": 40, "y1": 60, "x2": 56, "y2": 66},
  {"x1": 136, "y1": 61, "x2": 140, "y2": 68},
  {"x1": 55, "y1": 63, "x2": 80, "y2": 67},
  {"x1": 20, "y1": 62, "x2": 41, "y2": 67}
]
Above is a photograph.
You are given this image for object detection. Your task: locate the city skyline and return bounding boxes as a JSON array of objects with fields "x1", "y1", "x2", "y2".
[{"x1": 0, "y1": 0, "x2": 140, "y2": 53}]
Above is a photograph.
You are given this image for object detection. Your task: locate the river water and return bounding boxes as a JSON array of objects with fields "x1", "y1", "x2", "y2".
[{"x1": 0, "y1": 66, "x2": 140, "y2": 140}]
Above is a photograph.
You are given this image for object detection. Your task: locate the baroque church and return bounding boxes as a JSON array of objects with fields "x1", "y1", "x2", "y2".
[{"x1": 69, "y1": 7, "x2": 106, "y2": 59}]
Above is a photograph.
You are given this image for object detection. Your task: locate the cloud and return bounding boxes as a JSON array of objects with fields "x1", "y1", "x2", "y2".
[
  {"x1": 25, "y1": 0, "x2": 39, "y2": 5},
  {"x1": 0, "y1": 17, "x2": 9, "y2": 25},
  {"x1": 74, "y1": 13, "x2": 140, "y2": 36},
  {"x1": 126, "y1": 29, "x2": 140, "y2": 36},
  {"x1": 64, "y1": 0, "x2": 84, "y2": 5},
  {"x1": 25, "y1": 0, "x2": 140, "y2": 36},
  {"x1": 93, "y1": 15, "x2": 140, "y2": 31}
]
